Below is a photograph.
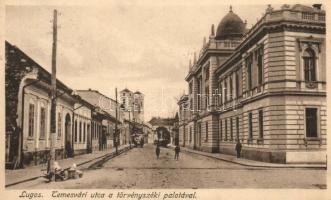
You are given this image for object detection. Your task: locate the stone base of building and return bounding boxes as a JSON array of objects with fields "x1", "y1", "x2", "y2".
[
  {"x1": 73, "y1": 149, "x2": 88, "y2": 156},
  {"x1": 220, "y1": 144, "x2": 287, "y2": 164},
  {"x1": 242, "y1": 148, "x2": 286, "y2": 163},
  {"x1": 22, "y1": 149, "x2": 65, "y2": 167},
  {"x1": 285, "y1": 150, "x2": 326, "y2": 164},
  {"x1": 183, "y1": 144, "x2": 195, "y2": 151},
  {"x1": 195, "y1": 145, "x2": 219, "y2": 153},
  {"x1": 220, "y1": 144, "x2": 327, "y2": 164}
]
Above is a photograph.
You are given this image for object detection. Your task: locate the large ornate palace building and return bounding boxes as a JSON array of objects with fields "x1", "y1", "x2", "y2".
[{"x1": 178, "y1": 4, "x2": 326, "y2": 163}]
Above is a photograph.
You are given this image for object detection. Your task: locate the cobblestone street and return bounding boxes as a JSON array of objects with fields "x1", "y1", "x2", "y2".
[{"x1": 8, "y1": 144, "x2": 326, "y2": 189}]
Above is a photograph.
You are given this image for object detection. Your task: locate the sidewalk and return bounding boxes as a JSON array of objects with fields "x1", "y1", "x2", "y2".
[
  {"x1": 5, "y1": 145, "x2": 131, "y2": 187},
  {"x1": 170, "y1": 145, "x2": 326, "y2": 169}
]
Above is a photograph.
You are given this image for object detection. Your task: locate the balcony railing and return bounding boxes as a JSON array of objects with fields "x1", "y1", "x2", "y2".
[{"x1": 242, "y1": 8, "x2": 325, "y2": 42}]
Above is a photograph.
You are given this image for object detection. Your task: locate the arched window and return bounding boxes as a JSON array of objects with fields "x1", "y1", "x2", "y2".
[{"x1": 303, "y1": 48, "x2": 316, "y2": 82}]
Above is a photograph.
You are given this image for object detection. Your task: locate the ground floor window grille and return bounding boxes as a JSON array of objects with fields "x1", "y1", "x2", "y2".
[
  {"x1": 225, "y1": 119, "x2": 228, "y2": 141},
  {"x1": 230, "y1": 118, "x2": 233, "y2": 141},
  {"x1": 236, "y1": 117, "x2": 239, "y2": 140},
  {"x1": 306, "y1": 108, "x2": 318, "y2": 138},
  {"x1": 258, "y1": 110, "x2": 263, "y2": 139},
  {"x1": 205, "y1": 122, "x2": 208, "y2": 142},
  {"x1": 219, "y1": 120, "x2": 222, "y2": 141},
  {"x1": 248, "y1": 112, "x2": 253, "y2": 141}
]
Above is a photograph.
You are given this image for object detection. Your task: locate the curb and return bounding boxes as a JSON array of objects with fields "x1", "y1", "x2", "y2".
[
  {"x1": 170, "y1": 146, "x2": 327, "y2": 170},
  {"x1": 5, "y1": 146, "x2": 132, "y2": 188}
]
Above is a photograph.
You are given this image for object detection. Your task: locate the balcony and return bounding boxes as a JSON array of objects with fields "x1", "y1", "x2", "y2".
[{"x1": 242, "y1": 7, "x2": 325, "y2": 42}]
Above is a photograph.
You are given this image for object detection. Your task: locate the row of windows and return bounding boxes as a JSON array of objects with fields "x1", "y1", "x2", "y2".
[
  {"x1": 180, "y1": 109, "x2": 319, "y2": 145},
  {"x1": 248, "y1": 108, "x2": 318, "y2": 139},
  {"x1": 219, "y1": 118, "x2": 235, "y2": 141},
  {"x1": 219, "y1": 110, "x2": 264, "y2": 142},
  {"x1": 189, "y1": 50, "x2": 252, "y2": 110},
  {"x1": 180, "y1": 126, "x2": 193, "y2": 143},
  {"x1": 28, "y1": 104, "x2": 62, "y2": 139},
  {"x1": 91, "y1": 122, "x2": 116, "y2": 140},
  {"x1": 91, "y1": 122, "x2": 101, "y2": 140},
  {"x1": 73, "y1": 120, "x2": 90, "y2": 143},
  {"x1": 218, "y1": 108, "x2": 318, "y2": 143},
  {"x1": 218, "y1": 70, "x2": 240, "y2": 105},
  {"x1": 187, "y1": 47, "x2": 318, "y2": 111},
  {"x1": 28, "y1": 103, "x2": 95, "y2": 143}
]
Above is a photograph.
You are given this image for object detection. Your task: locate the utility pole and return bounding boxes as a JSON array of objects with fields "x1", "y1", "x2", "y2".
[
  {"x1": 115, "y1": 88, "x2": 118, "y2": 155},
  {"x1": 48, "y1": 9, "x2": 57, "y2": 181},
  {"x1": 128, "y1": 106, "x2": 131, "y2": 149}
]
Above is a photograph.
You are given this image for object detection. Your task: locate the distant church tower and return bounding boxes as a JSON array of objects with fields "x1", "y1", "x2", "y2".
[
  {"x1": 120, "y1": 88, "x2": 144, "y2": 123},
  {"x1": 133, "y1": 91, "x2": 144, "y2": 123}
]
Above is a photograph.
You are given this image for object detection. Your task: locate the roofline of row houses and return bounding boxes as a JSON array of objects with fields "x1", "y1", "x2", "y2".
[
  {"x1": 76, "y1": 89, "x2": 118, "y2": 104},
  {"x1": 6, "y1": 41, "x2": 73, "y2": 94},
  {"x1": 5, "y1": 41, "x2": 121, "y2": 122}
]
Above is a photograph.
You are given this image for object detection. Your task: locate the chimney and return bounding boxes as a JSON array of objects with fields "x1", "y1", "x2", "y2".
[{"x1": 313, "y1": 4, "x2": 322, "y2": 10}]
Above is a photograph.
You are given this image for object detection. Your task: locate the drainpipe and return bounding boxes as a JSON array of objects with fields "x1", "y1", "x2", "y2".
[{"x1": 18, "y1": 78, "x2": 41, "y2": 169}]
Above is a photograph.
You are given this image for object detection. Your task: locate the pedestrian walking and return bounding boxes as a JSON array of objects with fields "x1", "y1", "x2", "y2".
[
  {"x1": 174, "y1": 145, "x2": 180, "y2": 160},
  {"x1": 156, "y1": 145, "x2": 160, "y2": 159},
  {"x1": 235, "y1": 140, "x2": 242, "y2": 158}
]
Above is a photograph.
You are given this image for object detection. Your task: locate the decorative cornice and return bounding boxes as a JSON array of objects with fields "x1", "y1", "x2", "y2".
[{"x1": 215, "y1": 21, "x2": 325, "y2": 76}]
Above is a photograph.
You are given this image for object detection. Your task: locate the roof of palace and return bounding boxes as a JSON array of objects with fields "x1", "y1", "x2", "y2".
[
  {"x1": 292, "y1": 4, "x2": 325, "y2": 13},
  {"x1": 215, "y1": 7, "x2": 246, "y2": 40}
]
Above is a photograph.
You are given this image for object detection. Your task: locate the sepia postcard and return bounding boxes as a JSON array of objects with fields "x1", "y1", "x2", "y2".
[{"x1": 1, "y1": 0, "x2": 330, "y2": 199}]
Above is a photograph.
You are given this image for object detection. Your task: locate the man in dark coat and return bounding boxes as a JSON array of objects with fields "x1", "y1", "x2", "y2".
[
  {"x1": 140, "y1": 137, "x2": 144, "y2": 148},
  {"x1": 235, "y1": 140, "x2": 242, "y2": 158},
  {"x1": 156, "y1": 145, "x2": 160, "y2": 159},
  {"x1": 174, "y1": 145, "x2": 180, "y2": 160}
]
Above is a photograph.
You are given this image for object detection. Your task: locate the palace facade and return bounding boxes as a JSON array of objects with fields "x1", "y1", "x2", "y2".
[{"x1": 178, "y1": 4, "x2": 326, "y2": 164}]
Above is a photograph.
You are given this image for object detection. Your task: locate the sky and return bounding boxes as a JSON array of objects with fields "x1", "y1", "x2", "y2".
[{"x1": 5, "y1": 1, "x2": 279, "y2": 121}]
